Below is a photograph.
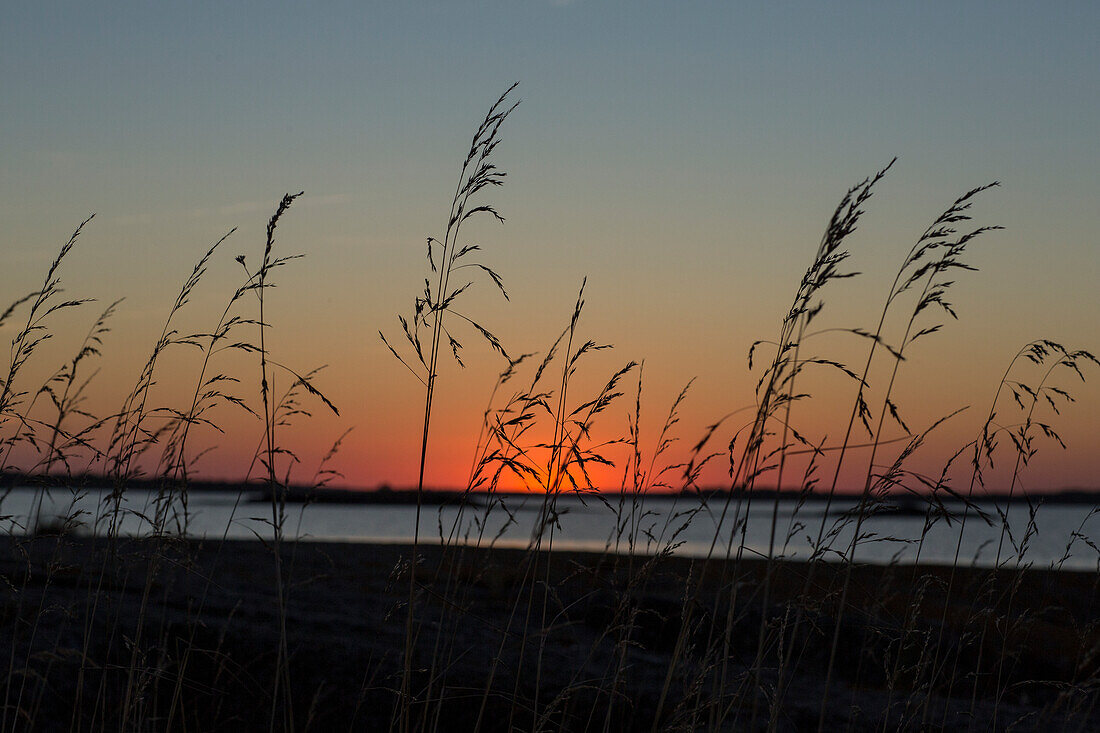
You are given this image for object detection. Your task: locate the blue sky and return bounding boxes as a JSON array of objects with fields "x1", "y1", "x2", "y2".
[{"x1": 3, "y1": 1, "x2": 1098, "y2": 488}]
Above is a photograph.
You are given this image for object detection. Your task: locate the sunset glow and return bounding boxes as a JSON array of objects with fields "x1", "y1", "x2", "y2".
[{"x1": 3, "y1": 2, "x2": 1098, "y2": 495}]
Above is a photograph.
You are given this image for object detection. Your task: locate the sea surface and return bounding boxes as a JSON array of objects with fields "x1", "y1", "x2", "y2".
[{"x1": 3, "y1": 486, "x2": 1098, "y2": 570}]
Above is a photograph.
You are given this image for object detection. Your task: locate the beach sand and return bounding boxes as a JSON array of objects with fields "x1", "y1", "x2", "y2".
[{"x1": 1, "y1": 535, "x2": 1097, "y2": 731}]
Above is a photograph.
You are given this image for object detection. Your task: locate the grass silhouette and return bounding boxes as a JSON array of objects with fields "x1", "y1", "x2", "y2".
[{"x1": 0, "y1": 86, "x2": 1097, "y2": 732}]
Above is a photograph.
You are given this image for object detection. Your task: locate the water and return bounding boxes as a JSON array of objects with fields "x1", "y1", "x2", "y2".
[{"x1": 3, "y1": 486, "x2": 1098, "y2": 570}]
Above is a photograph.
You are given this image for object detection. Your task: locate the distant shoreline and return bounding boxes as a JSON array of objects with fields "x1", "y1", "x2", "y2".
[{"x1": 3, "y1": 471, "x2": 1098, "y2": 504}]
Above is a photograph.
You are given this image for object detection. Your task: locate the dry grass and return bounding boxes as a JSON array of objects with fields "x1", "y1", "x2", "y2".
[{"x1": 0, "y1": 86, "x2": 1097, "y2": 732}]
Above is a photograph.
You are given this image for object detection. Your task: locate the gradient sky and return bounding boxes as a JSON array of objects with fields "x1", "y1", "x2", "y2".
[{"x1": 3, "y1": 1, "x2": 1098, "y2": 492}]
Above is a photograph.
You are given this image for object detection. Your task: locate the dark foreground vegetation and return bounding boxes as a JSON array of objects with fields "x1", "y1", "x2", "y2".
[
  {"x1": 3, "y1": 84, "x2": 1099, "y2": 730},
  {"x1": 2, "y1": 537, "x2": 1097, "y2": 732}
]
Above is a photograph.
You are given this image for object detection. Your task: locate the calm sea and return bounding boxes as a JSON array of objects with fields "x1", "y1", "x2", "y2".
[{"x1": 3, "y1": 486, "x2": 1098, "y2": 570}]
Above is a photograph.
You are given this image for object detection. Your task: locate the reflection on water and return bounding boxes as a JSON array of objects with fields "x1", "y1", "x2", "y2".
[{"x1": 3, "y1": 486, "x2": 1098, "y2": 570}]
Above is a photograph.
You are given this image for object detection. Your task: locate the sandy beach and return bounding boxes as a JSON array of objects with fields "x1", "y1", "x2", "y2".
[{"x1": 1, "y1": 535, "x2": 1096, "y2": 731}]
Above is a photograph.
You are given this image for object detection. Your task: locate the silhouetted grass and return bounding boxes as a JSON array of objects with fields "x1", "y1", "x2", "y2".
[{"x1": 0, "y1": 86, "x2": 1097, "y2": 732}]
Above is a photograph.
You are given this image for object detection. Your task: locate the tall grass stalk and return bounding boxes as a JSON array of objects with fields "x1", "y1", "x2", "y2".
[
  {"x1": 257, "y1": 191, "x2": 303, "y2": 732},
  {"x1": 976, "y1": 345, "x2": 1096, "y2": 729},
  {"x1": 916, "y1": 340, "x2": 1090, "y2": 730},
  {"x1": 653, "y1": 162, "x2": 890, "y2": 731},
  {"x1": 816, "y1": 181, "x2": 1000, "y2": 730},
  {"x1": 382, "y1": 83, "x2": 518, "y2": 731}
]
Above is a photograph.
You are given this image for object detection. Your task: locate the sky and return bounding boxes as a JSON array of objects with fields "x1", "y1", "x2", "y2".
[{"x1": 2, "y1": 1, "x2": 1098, "y2": 493}]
